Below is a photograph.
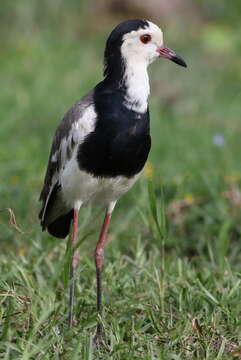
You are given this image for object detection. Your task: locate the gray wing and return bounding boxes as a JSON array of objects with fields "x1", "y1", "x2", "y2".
[{"x1": 39, "y1": 89, "x2": 94, "y2": 225}]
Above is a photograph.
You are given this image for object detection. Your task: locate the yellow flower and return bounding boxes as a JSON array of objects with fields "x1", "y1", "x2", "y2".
[
  {"x1": 144, "y1": 162, "x2": 154, "y2": 179},
  {"x1": 184, "y1": 193, "x2": 195, "y2": 205},
  {"x1": 9, "y1": 176, "x2": 19, "y2": 184},
  {"x1": 18, "y1": 248, "x2": 26, "y2": 256}
]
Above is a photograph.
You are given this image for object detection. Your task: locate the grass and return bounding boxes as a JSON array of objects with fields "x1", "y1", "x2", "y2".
[{"x1": 1, "y1": 1, "x2": 241, "y2": 358}]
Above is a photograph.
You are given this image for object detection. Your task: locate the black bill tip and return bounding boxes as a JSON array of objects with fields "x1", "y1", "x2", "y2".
[{"x1": 171, "y1": 55, "x2": 187, "y2": 68}]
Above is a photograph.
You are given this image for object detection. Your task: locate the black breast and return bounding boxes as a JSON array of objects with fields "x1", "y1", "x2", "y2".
[{"x1": 77, "y1": 82, "x2": 151, "y2": 178}]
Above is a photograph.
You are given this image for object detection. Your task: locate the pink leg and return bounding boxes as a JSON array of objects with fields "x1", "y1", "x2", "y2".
[
  {"x1": 68, "y1": 209, "x2": 79, "y2": 327},
  {"x1": 94, "y1": 211, "x2": 112, "y2": 339}
]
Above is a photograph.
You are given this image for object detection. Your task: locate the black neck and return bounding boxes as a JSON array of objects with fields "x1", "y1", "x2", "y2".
[{"x1": 103, "y1": 62, "x2": 126, "y2": 88}]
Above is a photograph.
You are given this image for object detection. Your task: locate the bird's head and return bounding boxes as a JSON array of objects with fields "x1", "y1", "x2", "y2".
[{"x1": 104, "y1": 19, "x2": 187, "y2": 79}]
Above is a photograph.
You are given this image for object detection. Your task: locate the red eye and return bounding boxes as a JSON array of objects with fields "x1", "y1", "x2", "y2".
[{"x1": 140, "y1": 34, "x2": 152, "y2": 44}]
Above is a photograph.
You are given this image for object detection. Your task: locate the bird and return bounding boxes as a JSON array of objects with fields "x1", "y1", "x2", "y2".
[{"x1": 39, "y1": 19, "x2": 187, "y2": 339}]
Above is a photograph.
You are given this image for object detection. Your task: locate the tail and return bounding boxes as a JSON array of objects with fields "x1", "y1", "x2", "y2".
[
  {"x1": 47, "y1": 210, "x2": 74, "y2": 238},
  {"x1": 39, "y1": 183, "x2": 73, "y2": 239}
]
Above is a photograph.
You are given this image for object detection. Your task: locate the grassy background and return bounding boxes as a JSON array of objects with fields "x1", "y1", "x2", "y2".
[{"x1": 1, "y1": 1, "x2": 241, "y2": 358}]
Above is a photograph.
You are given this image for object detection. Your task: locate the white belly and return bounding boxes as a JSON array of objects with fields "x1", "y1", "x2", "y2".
[{"x1": 60, "y1": 151, "x2": 141, "y2": 209}]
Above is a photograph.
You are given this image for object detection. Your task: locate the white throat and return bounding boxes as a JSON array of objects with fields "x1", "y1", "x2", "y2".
[{"x1": 122, "y1": 59, "x2": 150, "y2": 114}]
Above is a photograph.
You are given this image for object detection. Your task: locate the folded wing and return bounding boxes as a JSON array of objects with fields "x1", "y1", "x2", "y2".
[{"x1": 39, "y1": 90, "x2": 95, "y2": 238}]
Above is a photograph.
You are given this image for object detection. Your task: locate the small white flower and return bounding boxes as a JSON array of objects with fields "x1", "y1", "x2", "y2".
[{"x1": 54, "y1": 327, "x2": 61, "y2": 335}]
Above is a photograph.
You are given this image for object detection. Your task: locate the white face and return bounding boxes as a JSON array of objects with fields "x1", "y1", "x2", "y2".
[{"x1": 121, "y1": 21, "x2": 163, "y2": 66}]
